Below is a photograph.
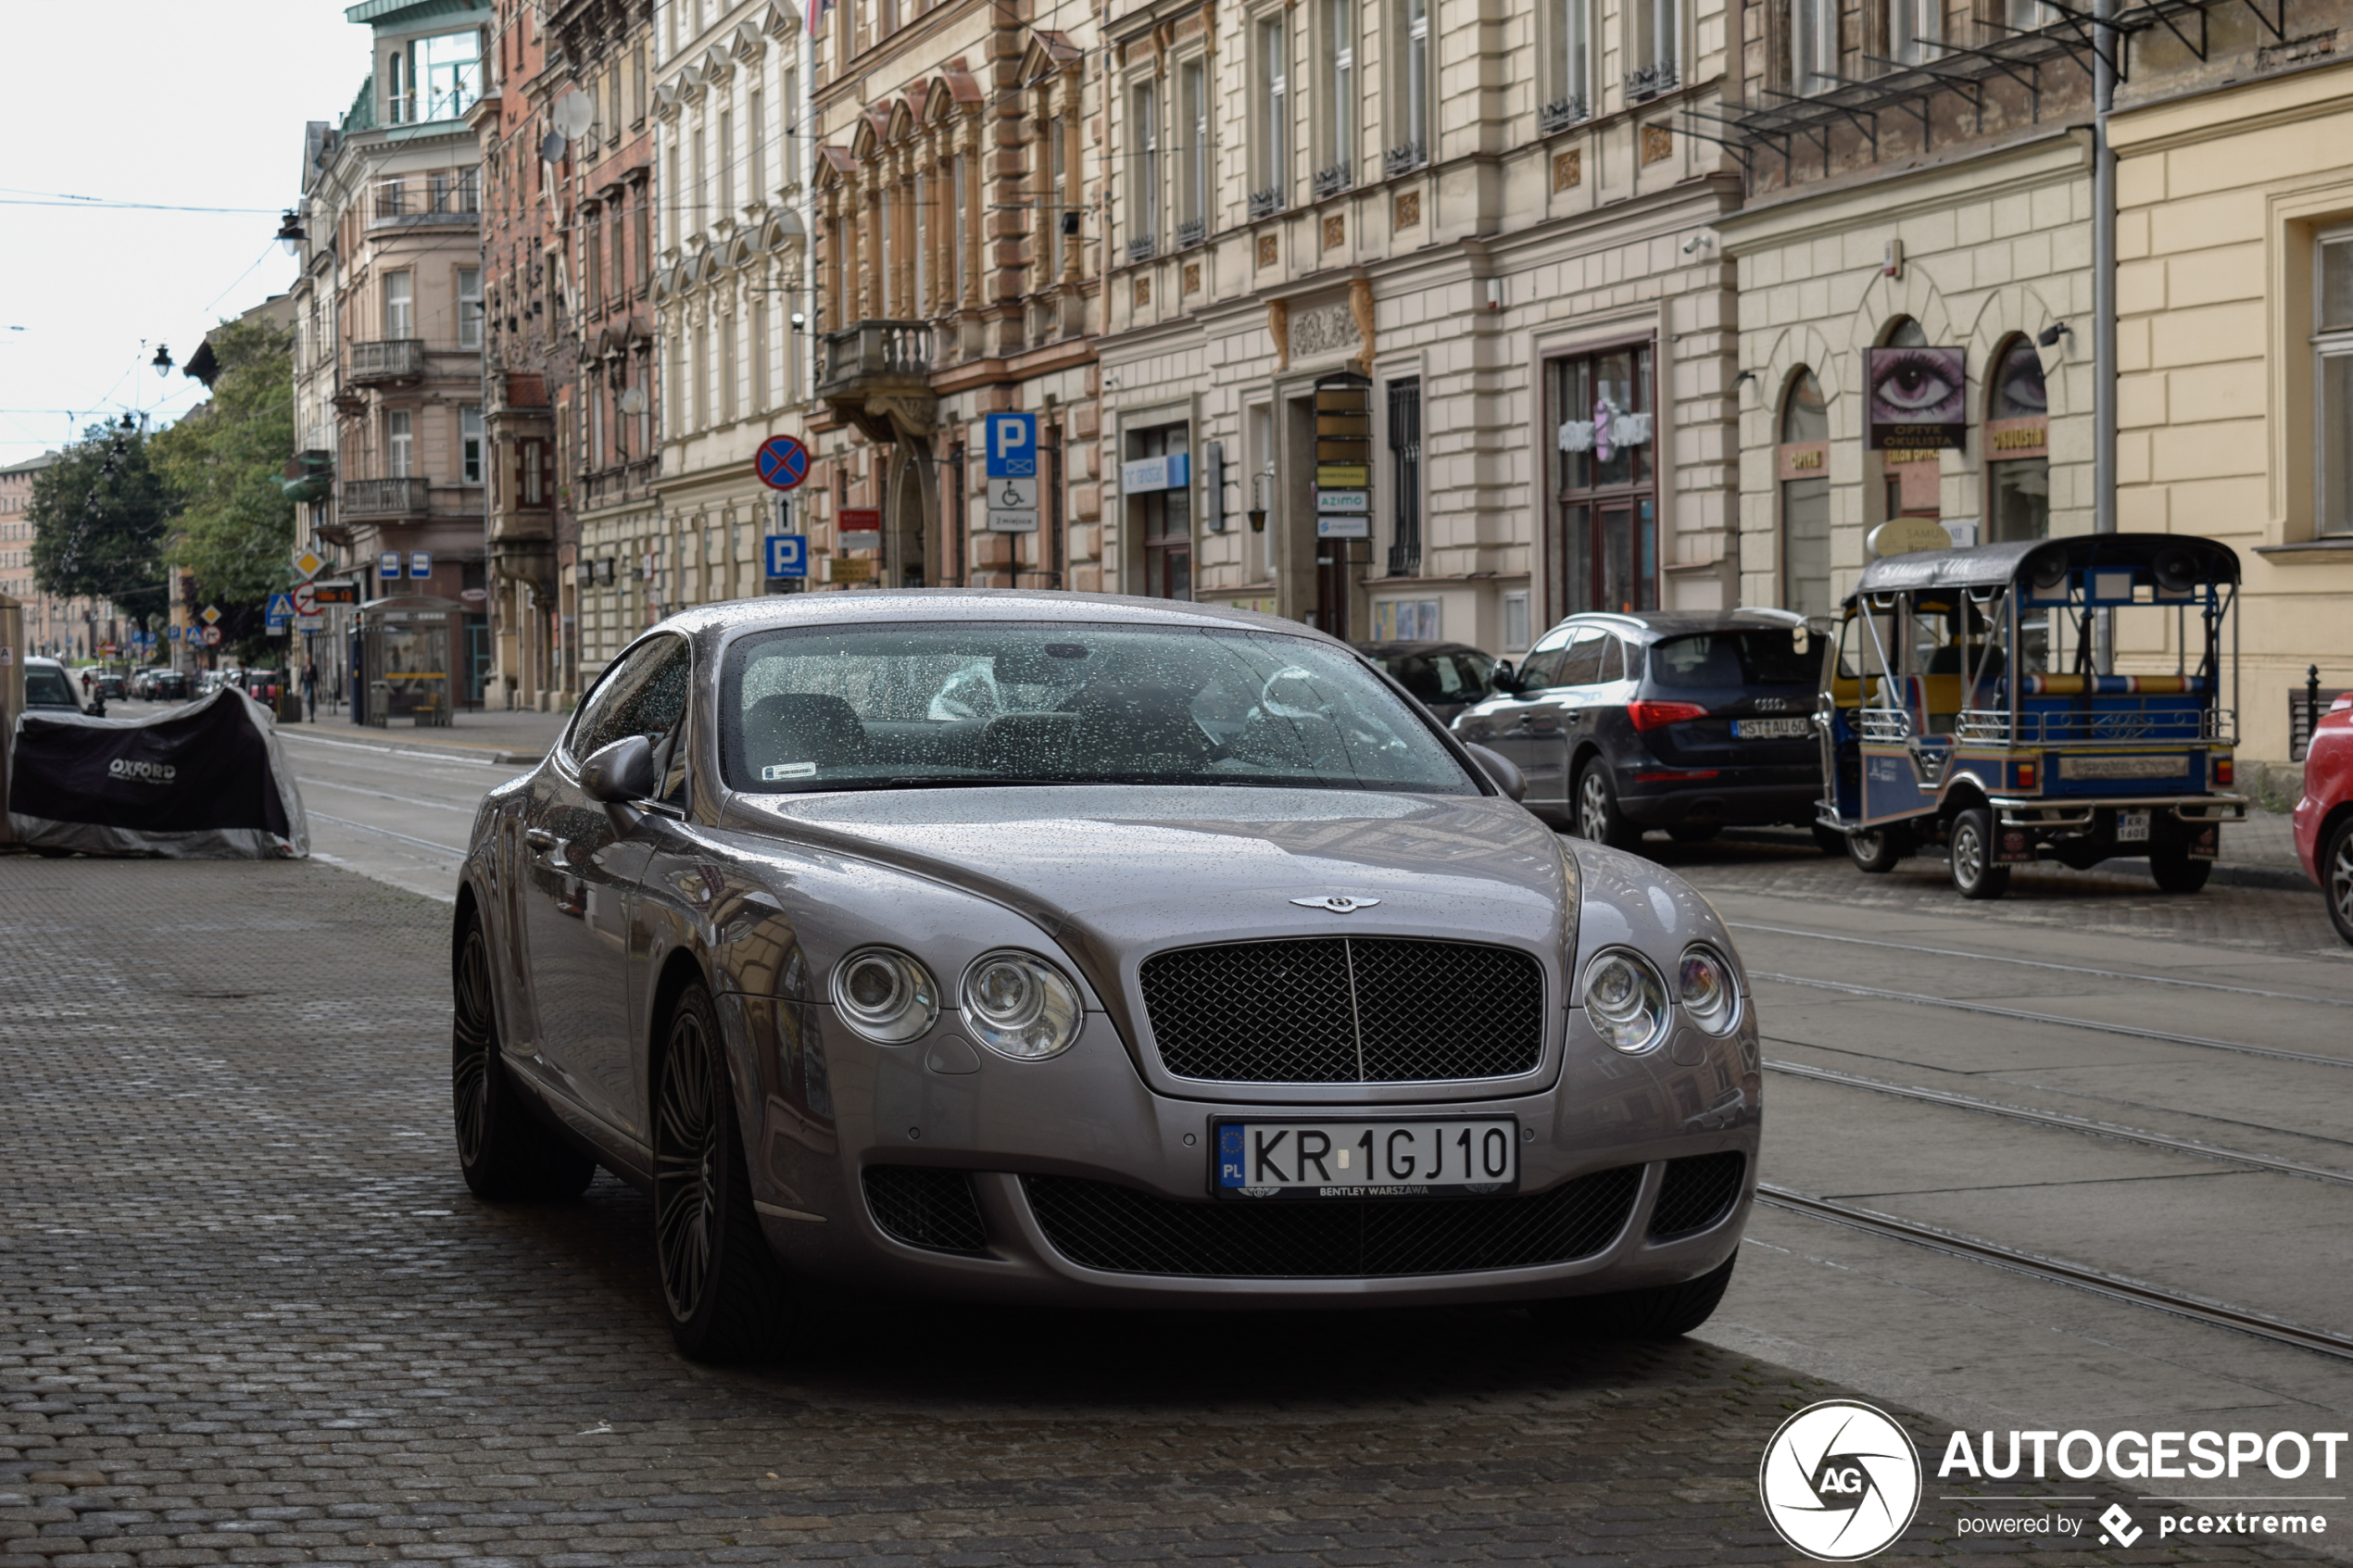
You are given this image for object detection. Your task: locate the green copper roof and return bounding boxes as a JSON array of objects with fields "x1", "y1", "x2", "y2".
[{"x1": 343, "y1": 0, "x2": 492, "y2": 30}]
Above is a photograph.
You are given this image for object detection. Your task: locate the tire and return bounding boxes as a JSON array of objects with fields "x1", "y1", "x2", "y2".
[
  {"x1": 653, "y1": 982, "x2": 795, "y2": 1363},
  {"x1": 1534, "y1": 1255, "x2": 1738, "y2": 1339},
  {"x1": 452, "y1": 918, "x2": 597, "y2": 1201},
  {"x1": 1811, "y1": 822, "x2": 1846, "y2": 856},
  {"x1": 1667, "y1": 823, "x2": 1721, "y2": 845},
  {"x1": 1845, "y1": 822, "x2": 1913, "y2": 873},
  {"x1": 1575, "y1": 762, "x2": 1642, "y2": 852},
  {"x1": 1947, "y1": 807, "x2": 2010, "y2": 901},
  {"x1": 2325, "y1": 816, "x2": 2353, "y2": 947},
  {"x1": 2148, "y1": 845, "x2": 2212, "y2": 895}
]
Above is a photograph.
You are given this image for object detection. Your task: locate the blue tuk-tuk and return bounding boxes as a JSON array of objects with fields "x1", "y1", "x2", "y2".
[{"x1": 1815, "y1": 533, "x2": 2246, "y2": 898}]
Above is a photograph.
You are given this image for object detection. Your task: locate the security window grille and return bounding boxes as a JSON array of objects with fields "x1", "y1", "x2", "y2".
[{"x1": 1388, "y1": 380, "x2": 1423, "y2": 576}]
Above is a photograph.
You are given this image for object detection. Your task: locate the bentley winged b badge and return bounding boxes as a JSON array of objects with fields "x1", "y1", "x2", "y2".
[{"x1": 1290, "y1": 895, "x2": 1382, "y2": 914}]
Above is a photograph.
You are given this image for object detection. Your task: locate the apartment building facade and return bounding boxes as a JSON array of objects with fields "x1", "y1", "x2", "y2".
[
  {"x1": 1090, "y1": 0, "x2": 1745, "y2": 655},
  {"x1": 296, "y1": 0, "x2": 495, "y2": 704},
  {"x1": 635, "y1": 0, "x2": 812, "y2": 659},
  {"x1": 801, "y1": 0, "x2": 1100, "y2": 592},
  {"x1": 0, "y1": 453, "x2": 119, "y2": 660}
]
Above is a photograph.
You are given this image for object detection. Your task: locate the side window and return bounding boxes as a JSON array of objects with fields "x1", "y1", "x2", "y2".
[
  {"x1": 1556, "y1": 629, "x2": 1607, "y2": 686},
  {"x1": 1516, "y1": 626, "x2": 1577, "y2": 690},
  {"x1": 1597, "y1": 635, "x2": 1626, "y2": 684},
  {"x1": 570, "y1": 634, "x2": 692, "y2": 765}
]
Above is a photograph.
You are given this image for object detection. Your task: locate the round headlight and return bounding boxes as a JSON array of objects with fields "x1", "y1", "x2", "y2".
[
  {"x1": 1678, "y1": 946, "x2": 1740, "y2": 1036},
  {"x1": 830, "y1": 947, "x2": 938, "y2": 1044},
  {"x1": 1583, "y1": 948, "x2": 1668, "y2": 1053},
  {"x1": 960, "y1": 949, "x2": 1084, "y2": 1060}
]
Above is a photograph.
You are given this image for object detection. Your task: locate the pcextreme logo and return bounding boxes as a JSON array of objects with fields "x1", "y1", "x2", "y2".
[{"x1": 1758, "y1": 1399, "x2": 1924, "y2": 1561}]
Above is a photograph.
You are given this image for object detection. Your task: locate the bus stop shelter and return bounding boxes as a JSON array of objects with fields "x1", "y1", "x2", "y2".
[{"x1": 353, "y1": 595, "x2": 459, "y2": 728}]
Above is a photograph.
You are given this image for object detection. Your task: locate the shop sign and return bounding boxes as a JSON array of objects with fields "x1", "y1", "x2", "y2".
[
  {"x1": 1120, "y1": 453, "x2": 1189, "y2": 493},
  {"x1": 1985, "y1": 417, "x2": 2049, "y2": 458},
  {"x1": 1316, "y1": 490, "x2": 1369, "y2": 513},
  {"x1": 1869, "y1": 518, "x2": 1957, "y2": 558},
  {"x1": 1316, "y1": 515, "x2": 1371, "y2": 539},
  {"x1": 1867, "y1": 345, "x2": 1969, "y2": 450},
  {"x1": 837, "y1": 508, "x2": 882, "y2": 552},
  {"x1": 1775, "y1": 442, "x2": 1829, "y2": 483},
  {"x1": 825, "y1": 557, "x2": 876, "y2": 584}
]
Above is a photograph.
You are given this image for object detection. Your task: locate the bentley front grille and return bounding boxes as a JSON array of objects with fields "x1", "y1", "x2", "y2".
[{"x1": 1137, "y1": 937, "x2": 1545, "y2": 1083}]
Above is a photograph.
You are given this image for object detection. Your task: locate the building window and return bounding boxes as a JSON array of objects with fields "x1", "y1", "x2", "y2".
[
  {"x1": 692, "y1": 128, "x2": 707, "y2": 235},
  {"x1": 1779, "y1": 369, "x2": 1831, "y2": 616},
  {"x1": 1393, "y1": 0, "x2": 1431, "y2": 164},
  {"x1": 692, "y1": 320, "x2": 709, "y2": 430},
  {"x1": 1987, "y1": 334, "x2": 2051, "y2": 543},
  {"x1": 1889, "y1": 0, "x2": 1937, "y2": 64},
  {"x1": 1129, "y1": 424, "x2": 1192, "y2": 599},
  {"x1": 419, "y1": 31, "x2": 483, "y2": 120},
  {"x1": 751, "y1": 300, "x2": 770, "y2": 410},
  {"x1": 1176, "y1": 65, "x2": 1207, "y2": 241},
  {"x1": 1317, "y1": 0, "x2": 1355, "y2": 190},
  {"x1": 386, "y1": 409, "x2": 414, "y2": 477},
  {"x1": 950, "y1": 153, "x2": 966, "y2": 303},
  {"x1": 718, "y1": 108, "x2": 735, "y2": 214},
  {"x1": 666, "y1": 144, "x2": 682, "y2": 245},
  {"x1": 384, "y1": 270, "x2": 414, "y2": 338},
  {"x1": 1629, "y1": 0, "x2": 1680, "y2": 96},
  {"x1": 749, "y1": 90, "x2": 765, "y2": 200},
  {"x1": 720, "y1": 312, "x2": 737, "y2": 423},
  {"x1": 1129, "y1": 80, "x2": 1160, "y2": 255},
  {"x1": 460, "y1": 405, "x2": 484, "y2": 483},
  {"x1": 458, "y1": 267, "x2": 482, "y2": 346},
  {"x1": 1547, "y1": 345, "x2": 1656, "y2": 616},
  {"x1": 522, "y1": 439, "x2": 545, "y2": 505},
  {"x1": 1503, "y1": 590, "x2": 1531, "y2": 654},
  {"x1": 1387, "y1": 378, "x2": 1422, "y2": 575},
  {"x1": 1253, "y1": 15, "x2": 1289, "y2": 210},
  {"x1": 2316, "y1": 231, "x2": 2353, "y2": 535},
  {"x1": 1545, "y1": 0, "x2": 1592, "y2": 124},
  {"x1": 1791, "y1": 0, "x2": 1835, "y2": 92},
  {"x1": 585, "y1": 215, "x2": 603, "y2": 307}
]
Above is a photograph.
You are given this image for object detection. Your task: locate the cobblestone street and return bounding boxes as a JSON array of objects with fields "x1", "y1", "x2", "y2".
[{"x1": 0, "y1": 858, "x2": 2336, "y2": 1566}]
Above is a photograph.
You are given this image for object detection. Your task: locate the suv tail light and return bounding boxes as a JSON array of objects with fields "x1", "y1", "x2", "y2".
[{"x1": 1629, "y1": 700, "x2": 1709, "y2": 732}]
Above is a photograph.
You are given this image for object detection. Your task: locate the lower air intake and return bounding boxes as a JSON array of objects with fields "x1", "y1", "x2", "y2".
[
  {"x1": 862, "y1": 1166, "x2": 988, "y2": 1253},
  {"x1": 1647, "y1": 1151, "x2": 1746, "y2": 1239}
]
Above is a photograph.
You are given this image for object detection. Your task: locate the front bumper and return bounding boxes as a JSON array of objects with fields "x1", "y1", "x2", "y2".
[{"x1": 732, "y1": 998, "x2": 1761, "y2": 1308}]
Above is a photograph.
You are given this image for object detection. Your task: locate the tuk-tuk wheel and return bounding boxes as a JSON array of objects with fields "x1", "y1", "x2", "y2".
[
  {"x1": 1948, "y1": 808, "x2": 2010, "y2": 901},
  {"x1": 2148, "y1": 845, "x2": 2211, "y2": 895},
  {"x1": 1846, "y1": 823, "x2": 1913, "y2": 873}
]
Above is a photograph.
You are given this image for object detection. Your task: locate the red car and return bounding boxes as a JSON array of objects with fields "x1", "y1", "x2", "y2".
[{"x1": 2294, "y1": 691, "x2": 2353, "y2": 946}]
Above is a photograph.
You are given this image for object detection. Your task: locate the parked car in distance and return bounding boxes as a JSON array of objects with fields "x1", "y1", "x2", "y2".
[
  {"x1": 21, "y1": 657, "x2": 90, "y2": 714},
  {"x1": 1452, "y1": 610, "x2": 1828, "y2": 848},
  {"x1": 454, "y1": 592, "x2": 1761, "y2": 1362},
  {"x1": 149, "y1": 668, "x2": 190, "y2": 702},
  {"x1": 1353, "y1": 640, "x2": 1505, "y2": 725},
  {"x1": 2294, "y1": 690, "x2": 2353, "y2": 947},
  {"x1": 90, "y1": 671, "x2": 128, "y2": 701}
]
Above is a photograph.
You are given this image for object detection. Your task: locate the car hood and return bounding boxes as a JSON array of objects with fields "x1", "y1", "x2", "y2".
[{"x1": 718, "y1": 784, "x2": 1573, "y2": 997}]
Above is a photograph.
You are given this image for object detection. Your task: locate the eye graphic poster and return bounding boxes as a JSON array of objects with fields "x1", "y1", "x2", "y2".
[{"x1": 1866, "y1": 345, "x2": 1969, "y2": 450}]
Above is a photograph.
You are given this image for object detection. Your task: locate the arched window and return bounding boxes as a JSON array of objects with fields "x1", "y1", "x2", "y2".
[
  {"x1": 1779, "y1": 370, "x2": 1831, "y2": 616},
  {"x1": 1986, "y1": 334, "x2": 2049, "y2": 543}
]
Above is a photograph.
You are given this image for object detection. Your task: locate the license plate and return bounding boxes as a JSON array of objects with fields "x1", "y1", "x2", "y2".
[
  {"x1": 1214, "y1": 1118, "x2": 1519, "y2": 1199},
  {"x1": 2116, "y1": 809, "x2": 2151, "y2": 843},
  {"x1": 1733, "y1": 717, "x2": 1813, "y2": 739}
]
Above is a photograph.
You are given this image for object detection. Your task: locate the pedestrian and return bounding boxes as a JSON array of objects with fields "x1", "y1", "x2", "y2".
[{"x1": 303, "y1": 662, "x2": 318, "y2": 722}]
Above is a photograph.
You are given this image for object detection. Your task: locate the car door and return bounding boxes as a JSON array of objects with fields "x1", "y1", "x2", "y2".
[
  {"x1": 1477, "y1": 627, "x2": 1574, "y2": 790},
  {"x1": 520, "y1": 633, "x2": 692, "y2": 1144},
  {"x1": 1519, "y1": 629, "x2": 1607, "y2": 810}
]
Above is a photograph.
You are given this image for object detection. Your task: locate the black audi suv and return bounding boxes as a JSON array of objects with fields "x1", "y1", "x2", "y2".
[{"x1": 1451, "y1": 609, "x2": 1826, "y2": 848}]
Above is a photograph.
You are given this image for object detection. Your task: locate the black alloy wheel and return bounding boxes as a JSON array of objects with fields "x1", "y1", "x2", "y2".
[
  {"x1": 1533, "y1": 1254, "x2": 1737, "y2": 1338},
  {"x1": 2324, "y1": 816, "x2": 2353, "y2": 947},
  {"x1": 1576, "y1": 763, "x2": 1642, "y2": 852},
  {"x1": 1947, "y1": 807, "x2": 2010, "y2": 901},
  {"x1": 652, "y1": 982, "x2": 793, "y2": 1362},
  {"x1": 452, "y1": 919, "x2": 596, "y2": 1200},
  {"x1": 1845, "y1": 822, "x2": 1912, "y2": 873},
  {"x1": 2147, "y1": 842, "x2": 2213, "y2": 895}
]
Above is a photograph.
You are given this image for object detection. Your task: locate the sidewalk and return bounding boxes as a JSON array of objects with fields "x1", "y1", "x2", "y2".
[{"x1": 279, "y1": 704, "x2": 569, "y2": 764}]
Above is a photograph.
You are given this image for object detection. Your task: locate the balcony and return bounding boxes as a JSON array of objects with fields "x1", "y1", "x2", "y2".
[
  {"x1": 347, "y1": 340, "x2": 425, "y2": 384},
  {"x1": 1383, "y1": 143, "x2": 1428, "y2": 178},
  {"x1": 816, "y1": 320, "x2": 936, "y2": 444},
  {"x1": 1538, "y1": 96, "x2": 1590, "y2": 133},
  {"x1": 1248, "y1": 186, "x2": 1285, "y2": 220},
  {"x1": 1625, "y1": 62, "x2": 1680, "y2": 100},
  {"x1": 340, "y1": 477, "x2": 430, "y2": 519},
  {"x1": 1311, "y1": 162, "x2": 1353, "y2": 200}
]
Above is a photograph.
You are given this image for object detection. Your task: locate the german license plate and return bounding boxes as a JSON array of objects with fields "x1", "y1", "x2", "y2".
[
  {"x1": 1733, "y1": 717, "x2": 1813, "y2": 739},
  {"x1": 2116, "y1": 809, "x2": 2151, "y2": 844},
  {"x1": 1214, "y1": 1118, "x2": 1518, "y2": 1199}
]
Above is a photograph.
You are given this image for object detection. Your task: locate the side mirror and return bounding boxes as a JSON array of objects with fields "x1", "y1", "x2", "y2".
[
  {"x1": 581, "y1": 734, "x2": 656, "y2": 803},
  {"x1": 1489, "y1": 660, "x2": 1519, "y2": 696},
  {"x1": 1464, "y1": 742, "x2": 1526, "y2": 802}
]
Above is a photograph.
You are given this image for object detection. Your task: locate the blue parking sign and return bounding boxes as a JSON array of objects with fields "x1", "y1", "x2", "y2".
[
  {"x1": 984, "y1": 411, "x2": 1037, "y2": 478},
  {"x1": 764, "y1": 534, "x2": 808, "y2": 579}
]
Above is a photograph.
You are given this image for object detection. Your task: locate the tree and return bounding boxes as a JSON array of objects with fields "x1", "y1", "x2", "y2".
[
  {"x1": 28, "y1": 420, "x2": 173, "y2": 625},
  {"x1": 151, "y1": 317, "x2": 297, "y2": 652}
]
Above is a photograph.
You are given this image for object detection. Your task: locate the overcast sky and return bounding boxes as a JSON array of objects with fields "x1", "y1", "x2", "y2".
[{"x1": 0, "y1": 1, "x2": 368, "y2": 460}]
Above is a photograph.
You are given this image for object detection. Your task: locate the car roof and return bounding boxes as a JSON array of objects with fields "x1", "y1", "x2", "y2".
[
  {"x1": 1546, "y1": 608, "x2": 1805, "y2": 643},
  {"x1": 1352, "y1": 640, "x2": 1492, "y2": 658},
  {"x1": 664, "y1": 588, "x2": 1356, "y2": 647}
]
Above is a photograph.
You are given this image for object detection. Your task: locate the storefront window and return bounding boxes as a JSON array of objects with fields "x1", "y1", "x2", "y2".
[
  {"x1": 1548, "y1": 345, "x2": 1655, "y2": 616},
  {"x1": 1779, "y1": 369, "x2": 1831, "y2": 616},
  {"x1": 1986, "y1": 334, "x2": 2049, "y2": 543},
  {"x1": 1128, "y1": 423, "x2": 1191, "y2": 599},
  {"x1": 2316, "y1": 231, "x2": 2353, "y2": 536}
]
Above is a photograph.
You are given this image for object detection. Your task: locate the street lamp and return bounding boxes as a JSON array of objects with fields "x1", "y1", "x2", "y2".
[
  {"x1": 151, "y1": 344, "x2": 173, "y2": 378},
  {"x1": 276, "y1": 210, "x2": 305, "y2": 256}
]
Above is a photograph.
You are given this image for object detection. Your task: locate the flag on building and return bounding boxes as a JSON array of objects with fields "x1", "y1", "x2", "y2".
[{"x1": 807, "y1": 0, "x2": 834, "y2": 35}]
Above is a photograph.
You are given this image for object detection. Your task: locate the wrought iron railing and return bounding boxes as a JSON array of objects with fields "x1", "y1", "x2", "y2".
[
  {"x1": 1175, "y1": 216, "x2": 1207, "y2": 248},
  {"x1": 1311, "y1": 161, "x2": 1353, "y2": 198},
  {"x1": 1625, "y1": 62, "x2": 1680, "y2": 99},
  {"x1": 1126, "y1": 234, "x2": 1159, "y2": 263},
  {"x1": 1248, "y1": 185, "x2": 1285, "y2": 219},
  {"x1": 1382, "y1": 142, "x2": 1428, "y2": 177},
  {"x1": 1539, "y1": 96, "x2": 1590, "y2": 132}
]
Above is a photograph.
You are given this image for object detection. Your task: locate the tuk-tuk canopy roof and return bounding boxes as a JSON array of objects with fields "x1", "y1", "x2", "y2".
[{"x1": 1845, "y1": 533, "x2": 2241, "y2": 604}]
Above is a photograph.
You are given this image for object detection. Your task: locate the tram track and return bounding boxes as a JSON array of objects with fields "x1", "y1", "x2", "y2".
[
  {"x1": 1755, "y1": 1183, "x2": 2353, "y2": 1363},
  {"x1": 1750, "y1": 971, "x2": 2353, "y2": 1071},
  {"x1": 1762, "y1": 1058, "x2": 2353, "y2": 1186}
]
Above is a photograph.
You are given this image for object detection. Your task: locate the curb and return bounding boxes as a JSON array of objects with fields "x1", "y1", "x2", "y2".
[{"x1": 1717, "y1": 825, "x2": 2315, "y2": 895}]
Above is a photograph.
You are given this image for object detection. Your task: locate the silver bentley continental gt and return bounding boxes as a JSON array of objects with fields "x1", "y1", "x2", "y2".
[{"x1": 452, "y1": 592, "x2": 1760, "y2": 1361}]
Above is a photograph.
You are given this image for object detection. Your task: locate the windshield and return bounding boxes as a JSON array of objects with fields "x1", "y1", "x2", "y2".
[
  {"x1": 1651, "y1": 629, "x2": 1815, "y2": 688},
  {"x1": 25, "y1": 668, "x2": 76, "y2": 706},
  {"x1": 720, "y1": 621, "x2": 1478, "y2": 797}
]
